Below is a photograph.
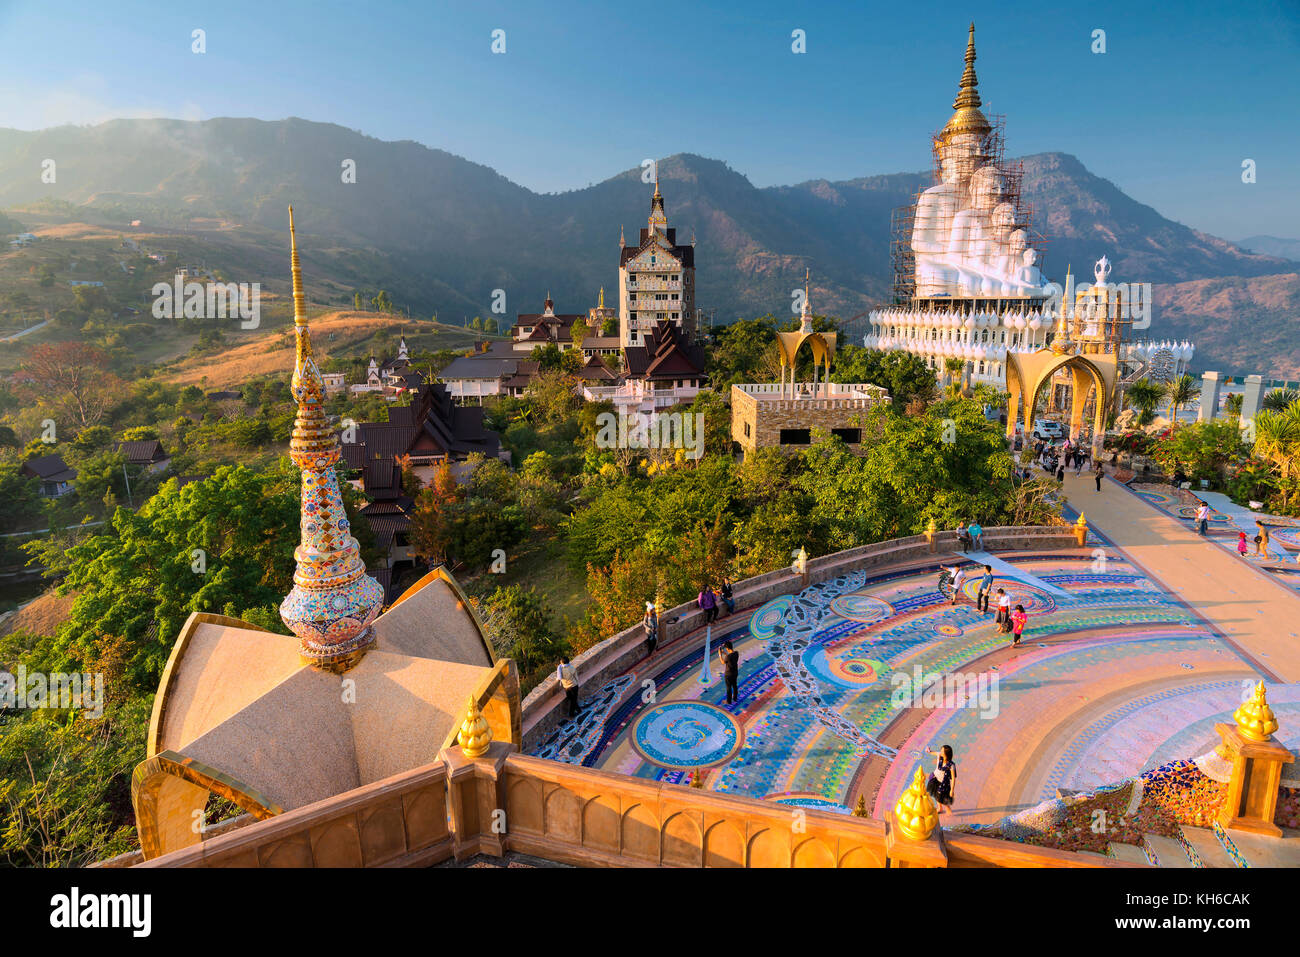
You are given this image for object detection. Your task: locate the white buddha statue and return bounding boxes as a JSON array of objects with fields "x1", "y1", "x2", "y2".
[{"x1": 913, "y1": 132, "x2": 981, "y2": 296}]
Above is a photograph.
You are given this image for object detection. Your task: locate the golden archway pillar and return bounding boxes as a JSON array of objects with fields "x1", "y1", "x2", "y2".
[{"x1": 1068, "y1": 365, "x2": 1093, "y2": 440}]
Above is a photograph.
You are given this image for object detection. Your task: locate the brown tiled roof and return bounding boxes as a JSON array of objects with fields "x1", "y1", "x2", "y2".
[
  {"x1": 116, "y1": 439, "x2": 168, "y2": 465},
  {"x1": 20, "y1": 454, "x2": 76, "y2": 483},
  {"x1": 624, "y1": 322, "x2": 706, "y2": 381}
]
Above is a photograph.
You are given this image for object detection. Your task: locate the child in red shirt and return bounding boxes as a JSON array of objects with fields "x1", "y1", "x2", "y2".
[{"x1": 1010, "y1": 604, "x2": 1028, "y2": 646}]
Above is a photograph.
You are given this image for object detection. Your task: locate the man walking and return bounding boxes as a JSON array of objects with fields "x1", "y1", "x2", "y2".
[
  {"x1": 1255, "y1": 521, "x2": 1273, "y2": 559},
  {"x1": 1093, "y1": 463, "x2": 1104, "y2": 491},
  {"x1": 969, "y1": 521, "x2": 983, "y2": 551},
  {"x1": 1196, "y1": 501, "x2": 1210, "y2": 536},
  {"x1": 976, "y1": 565, "x2": 994, "y2": 614},
  {"x1": 557, "y1": 656, "x2": 580, "y2": 718},
  {"x1": 719, "y1": 640, "x2": 740, "y2": 706}
]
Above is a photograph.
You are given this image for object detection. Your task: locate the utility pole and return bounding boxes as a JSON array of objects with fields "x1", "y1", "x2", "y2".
[{"x1": 122, "y1": 463, "x2": 134, "y2": 509}]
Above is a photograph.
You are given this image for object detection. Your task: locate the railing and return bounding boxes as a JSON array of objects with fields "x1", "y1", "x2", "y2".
[{"x1": 132, "y1": 743, "x2": 1137, "y2": 868}]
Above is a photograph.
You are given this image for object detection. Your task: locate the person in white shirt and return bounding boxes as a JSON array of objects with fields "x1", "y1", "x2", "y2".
[
  {"x1": 557, "y1": 656, "x2": 579, "y2": 717},
  {"x1": 995, "y1": 589, "x2": 1012, "y2": 633},
  {"x1": 950, "y1": 565, "x2": 965, "y2": 605},
  {"x1": 1196, "y1": 502, "x2": 1210, "y2": 536}
]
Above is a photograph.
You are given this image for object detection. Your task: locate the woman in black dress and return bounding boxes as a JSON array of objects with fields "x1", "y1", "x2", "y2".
[{"x1": 925, "y1": 744, "x2": 957, "y2": 814}]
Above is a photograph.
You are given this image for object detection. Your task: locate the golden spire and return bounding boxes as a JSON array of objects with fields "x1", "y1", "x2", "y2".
[
  {"x1": 893, "y1": 765, "x2": 939, "y2": 841},
  {"x1": 1234, "y1": 682, "x2": 1279, "y2": 742},
  {"x1": 598, "y1": 286, "x2": 605, "y2": 309},
  {"x1": 940, "y1": 23, "x2": 992, "y2": 142},
  {"x1": 619, "y1": 224, "x2": 625, "y2": 247},
  {"x1": 1075, "y1": 512, "x2": 1087, "y2": 527},
  {"x1": 853, "y1": 794, "x2": 869, "y2": 817},
  {"x1": 954, "y1": 23, "x2": 981, "y2": 111},
  {"x1": 457, "y1": 694, "x2": 492, "y2": 757}
]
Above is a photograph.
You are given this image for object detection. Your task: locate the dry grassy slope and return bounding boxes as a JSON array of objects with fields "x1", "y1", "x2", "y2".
[
  {"x1": 161, "y1": 311, "x2": 488, "y2": 387},
  {"x1": 1153, "y1": 273, "x2": 1300, "y2": 380}
]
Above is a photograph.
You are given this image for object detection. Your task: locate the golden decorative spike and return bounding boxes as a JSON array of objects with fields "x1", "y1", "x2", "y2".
[
  {"x1": 853, "y1": 795, "x2": 869, "y2": 817},
  {"x1": 1234, "y1": 682, "x2": 1279, "y2": 742},
  {"x1": 598, "y1": 286, "x2": 605, "y2": 309},
  {"x1": 691, "y1": 768, "x2": 706, "y2": 789},
  {"x1": 954, "y1": 23, "x2": 981, "y2": 111},
  {"x1": 926, "y1": 517, "x2": 937, "y2": 535},
  {"x1": 893, "y1": 765, "x2": 939, "y2": 841},
  {"x1": 457, "y1": 694, "x2": 492, "y2": 758},
  {"x1": 1075, "y1": 512, "x2": 1087, "y2": 527}
]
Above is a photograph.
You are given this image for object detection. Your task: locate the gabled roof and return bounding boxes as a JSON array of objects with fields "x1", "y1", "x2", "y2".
[
  {"x1": 20, "y1": 454, "x2": 76, "y2": 483},
  {"x1": 624, "y1": 321, "x2": 707, "y2": 381},
  {"x1": 116, "y1": 439, "x2": 169, "y2": 465}
]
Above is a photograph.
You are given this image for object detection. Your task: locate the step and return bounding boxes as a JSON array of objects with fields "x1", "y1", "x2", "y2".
[
  {"x1": 1141, "y1": 833, "x2": 1194, "y2": 868},
  {"x1": 1107, "y1": 842, "x2": 1151, "y2": 866},
  {"x1": 1179, "y1": 825, "x2": 1237, "y2": 868},
  {"x1": 1212, "y1": 822, "x2": 1300, "y2": 868}
]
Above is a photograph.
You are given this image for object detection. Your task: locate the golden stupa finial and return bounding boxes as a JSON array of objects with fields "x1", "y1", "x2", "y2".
[
  {"x1": 926, "y1": 516, "x2": 937, "y2": 535},
  {"x1": 1075, "y1": 512, "x2": 1087, "y2": 527},
  {"x1": 941, "y1": 23, "x2": 991, "y2": 143},
  {"x1": 853, "y1": 794, "x2": 869, "y2": 817},
  {"x1": 457, "y1": 694, "x2": 492, "y2": 757},
  {"x1": 691, "y1": 768, "x2": 706, "y2": 789},
  {"x1": 620, "y1": 223, "x2": 625, "y2": 247},
  {"x1": 654, "y1": 162, "x2": 661, "y2": 198},
  {"x1": 1234, "y1": 682, "x2": 1279, "y2": 742},
  {"x1": 598, "y1": 286, "x2": 605, "y2": 309},
  {"x1": 893, "y1": 765, "x2": 939, "y2": 841}
]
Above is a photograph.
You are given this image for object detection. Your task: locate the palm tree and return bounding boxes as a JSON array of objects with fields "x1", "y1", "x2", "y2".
[
  {"x1": 1166, "y1": 373, "x2": 1200, "y2": 423},
  {"x1": 1225, "y1": 392, "x2": 1244, "y2": 419},
  {"x1": 943, "y1": 357, "x2": 965, "y2": 398},
  {"x1": 1262, "y1": 387, "x2": 1300, "y2": 412},
  {"x1": 1253, "y1": 401, "x2": 1300, "y2": 510},
  {"x1": 1124, "y1": 378, "x2": 1167, "y2": 427}
]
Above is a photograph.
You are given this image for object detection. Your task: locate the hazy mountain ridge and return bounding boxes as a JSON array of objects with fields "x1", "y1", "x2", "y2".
[{"x1": 0, "y1": 116, "x2": 1294, "y2": 374}]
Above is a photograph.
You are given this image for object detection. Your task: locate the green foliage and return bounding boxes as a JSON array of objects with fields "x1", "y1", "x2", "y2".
[
  {"x1": 1151, "y1": 420, "x2": 1248, "y2": 485},
  {"x1": 1124, "y1": 378, "x2": 1167, "y2": 427},
  {"x1": 474, "y1": 584, "x2": 562, "y2": 679},
  {"x1": 830, "y1": 347, "x2": 938, "y2": 408}
]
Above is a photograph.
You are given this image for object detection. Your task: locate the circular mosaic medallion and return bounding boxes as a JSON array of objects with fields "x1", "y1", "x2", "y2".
[
  {"x1": 827, "y1": 594, "x2": 894, "y2": 625},
  {"x1": 749, "y1": 596, "x2": 792, "y2": 640},
  {"x1": 826, "y1": 655, "x2": 888, "y2": 685},
  {"x1": 632, "y1": 701, "x2": 744, "y2": 769},
  {"x1": 960, "y1": 577, "x2": 1056, "y2": 615},
  {"x1": 935, "y1": 624, "x2": 962, "y2": 637}
]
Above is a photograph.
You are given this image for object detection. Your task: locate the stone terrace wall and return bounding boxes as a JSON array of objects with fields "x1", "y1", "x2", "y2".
[{"x1": 522, "y1": 526, "x2": 1078, "y2": 752}]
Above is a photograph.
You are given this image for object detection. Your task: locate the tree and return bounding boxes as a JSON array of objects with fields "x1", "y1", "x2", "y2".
[
  {"x1": 1166, "y1": 373, "x2": 1200, "y2": 422},
  {"x1": 354, "y1": 291, "x2": 364, "y2": 311},
  {"x1": 1262, "y1": 387, "x2": 1300, "y2": 412},
  {"x1": 16, "y1": 342, "x2": 121, "y2": 430},
  {"x1": 1225, "y1": 392, "x2": 1244, "y2": 419},
  {"x1": 570, "y1": 318, "x2": 589, "y2": 350},
  {"x1": 600, "y1": 316, "x2": 618, "y2": 337},
  {"x1": 943, "y1": 357, "x2": 966, "y2": 397},
  {"x1": 472, "y1": 585, "x2": 561, "y2": 678},
  {"x1": 1124, "y1": 378, "x2": 1167, "y2": 427},
  {"x1": 410, "y1": 463, "x2": 463, "y2": 565},
  {"x1": 24, "y1": 465, "x2": 306, "y2": 694},
  {"x1": 831, "y1": 347, "x2": 937, "y2": 409},
  {"x1": 1252, "y1": 399, "x2": 1300, "y2": 512}
]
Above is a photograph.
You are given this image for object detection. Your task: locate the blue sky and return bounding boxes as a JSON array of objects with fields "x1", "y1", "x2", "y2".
[{"x1": 0, "y1": 0, "x2": 1296, "y2": 239}]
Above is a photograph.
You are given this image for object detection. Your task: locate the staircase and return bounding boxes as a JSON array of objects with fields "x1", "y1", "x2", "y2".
[{"x1": 1104, "y1": 823, "x2": 1300, "y2": 867}]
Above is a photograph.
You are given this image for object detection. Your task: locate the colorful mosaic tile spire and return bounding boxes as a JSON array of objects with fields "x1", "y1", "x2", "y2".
[{"x1": 279, "y1": 207, "x2": 384, "y2": 669}]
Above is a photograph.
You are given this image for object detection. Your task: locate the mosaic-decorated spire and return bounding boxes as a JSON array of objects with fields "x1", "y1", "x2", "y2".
[
  {"x1": 280, "y1": 207, "x2": 384, "y2": 670},
  {"x1": 800, "y1": 268, "x2": 814, "y2": 333}
]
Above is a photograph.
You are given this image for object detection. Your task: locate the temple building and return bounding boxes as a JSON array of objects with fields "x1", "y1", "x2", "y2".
[
  {"x1": 129, "y1": 209, "x2": 520, "y2": 861},
  {"x1": 731, "y1": 272, "x2": 889, "y2": 457},
  {"x1": 618, "y1": 175, "x2": 696, "y2": 347},
  {"x1": 862, "y1": 24, "x2": 1193, "y2": 450}
]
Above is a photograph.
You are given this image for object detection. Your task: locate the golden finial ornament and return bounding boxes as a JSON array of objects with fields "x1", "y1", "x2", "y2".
[
  {"x1": 853, "y1": 795, "x2": 869, "y2": 817},
  {"x1": 941, "y1": 23, "x2": 991, "y2": 142},
  {"x1": 893, "y1": 765, "x2": 939, "y2": 841},
  {"x1": 794, "y1": 546, "x2": 808, "y2": 576},
  {"x1": 691, "y1": 768, "x2": 706, "y2": 789},
  {"x1": 926, "y1": 517, "x2": 937, "y2": 536},
  {"x1": 1233, "y1": 682, "x2": 1279, "y2": 742},
  {"x1": 598, "y1": 286, "x2": 605, "y2": 309},
  {"x1": 1075, "y1": 512, "x2": 1087, "y2": 527},
  {"x1": 457, "y1": 694, "x2": 492, "y2": 757}
]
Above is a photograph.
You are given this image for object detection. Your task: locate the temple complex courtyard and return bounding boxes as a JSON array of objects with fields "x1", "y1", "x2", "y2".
[{"x1": 532, "y1": 472, "x2": 1300, "y2": 858}]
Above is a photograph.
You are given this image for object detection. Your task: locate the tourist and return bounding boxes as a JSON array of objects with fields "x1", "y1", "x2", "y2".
[
  {"x1": 1196, "y1": 501, "x2": 1210, "y2": 536},
  {"x1": 925, "y1": 745, "x2": 957, "y2": 815},
  {"x1": 950, "y1": 564, "x2": 965, "y2": 604},
  {"x1": 1255, "y1": 521, "x2": 1272, "y2": 559},
  {"x1": 1055, "y1": 461, "x2": 1066, "y2": 483},
  {"x1": 719, "y1": 640, "x2": 740, "y2": 705},
  {"x1": 937, "y1": 564, "x2": 955, "y2": 600},
  {"x1": 956, "y1": 521, "x2": 972, "y2": 551},
  {"x1": 557, "y1": 656, "x2": 580, "y2": 718},
  {"x1": 1074, "y1": 448, "x2": 1087, "y2": 476},
  {"x1": 643, "y1": 602, "x2": 658, "y2": 655},
  {"x1": 698, "y1": 585, "x2": 718, "y2": 623},
  {"x1": 969, "y1": 521, "x2": 984, "y2": 551},
  {"x1": 995, "y1": 588, "x2": 1012, "y2": 632},
  {"x1": 976, "y1": 564, "x2": 994, "y2": 614},
  {"x1": 1010, "y1": 604, "x2": 1028, "y2": 646},
  {"x1": 1237, "y1": 531, "x2": 1249, "y2": 556},
  {"x1": 1093, "y1": 463, "x2": 1104, "y2": 491},
  {"x1": 719, "y1": 578, "x2": 735, "y2": 616}
]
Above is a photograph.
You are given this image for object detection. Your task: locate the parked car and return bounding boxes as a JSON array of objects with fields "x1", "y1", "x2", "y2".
[{"x1": 1032, "y1": 420, "x2": 1065, "y2": 441}]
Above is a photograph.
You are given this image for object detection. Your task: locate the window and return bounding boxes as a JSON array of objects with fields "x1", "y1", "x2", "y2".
[
  {"x1": 779, "y1": 428, "x2": 811, "y2": 445},
  {"x1": 831, "y1": 428, "x2": 861, "y2": 443},
  {"x1": 743, "y1": 422, "x2": 751, "y2": 438}
]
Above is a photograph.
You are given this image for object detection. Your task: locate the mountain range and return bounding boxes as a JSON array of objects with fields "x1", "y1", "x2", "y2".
[{"x1": 0, "y1": 117, "x2": 1295, "y2": 377}]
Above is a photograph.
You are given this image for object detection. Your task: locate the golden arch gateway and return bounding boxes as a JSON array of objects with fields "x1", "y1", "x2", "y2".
[{"x1": 1005, "y1": 347, "x2": 1118, "y2": 451}]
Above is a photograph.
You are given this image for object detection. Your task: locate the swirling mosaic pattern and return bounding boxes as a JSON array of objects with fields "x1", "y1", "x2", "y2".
[
  {"x1": 828, "y1": 594, "x2": 893, "y2": 624},
  {"x1": 632, "y1": 701, "x2": 743, "y2": 769}
]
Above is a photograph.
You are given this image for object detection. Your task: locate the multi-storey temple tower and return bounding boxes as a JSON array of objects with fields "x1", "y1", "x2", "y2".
[{"x1": 618, "y1": 173, "x2": 696, "y2": 347}]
